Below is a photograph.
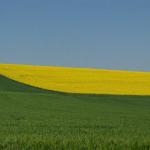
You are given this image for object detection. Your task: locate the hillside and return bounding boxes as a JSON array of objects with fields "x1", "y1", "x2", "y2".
[
  {"x1": 0, "y1": 74, "x2": 150, "y2": 149},
  {"x1": 0, "y1": 75, "x2": 50, "y2": 93},
  {"x1": 0, "y1": 64, "x2": 150, "y2": 95}
]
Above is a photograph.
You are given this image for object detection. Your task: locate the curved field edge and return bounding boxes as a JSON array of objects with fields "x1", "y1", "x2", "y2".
[
  {"x1": 0, "y1": 74, "x2": 150, "y2": 97},
  {"x1": 0, "y1": 64, "x2": 150, "y2": 95},
  {"x1": 0, "y1": 75, "x2": 51, "y2": 93}
]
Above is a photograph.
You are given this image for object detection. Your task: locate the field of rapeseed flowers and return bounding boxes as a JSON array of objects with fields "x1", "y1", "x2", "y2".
[{"x1": 0, "y1": 64, "x2": 150, "y2": 95}]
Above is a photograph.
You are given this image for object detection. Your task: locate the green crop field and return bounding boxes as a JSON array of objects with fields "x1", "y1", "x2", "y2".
[{"x1": 0, "y1": 75, "x2": 150, "y2": 149}]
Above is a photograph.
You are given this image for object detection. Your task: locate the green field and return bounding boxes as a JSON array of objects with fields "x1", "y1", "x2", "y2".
[{"x1": 0, "y1": 75, "x2": 150, "y2": 149}]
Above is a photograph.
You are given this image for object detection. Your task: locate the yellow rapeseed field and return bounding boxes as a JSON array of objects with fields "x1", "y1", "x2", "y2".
[{"x1": 0, "y1": 64, "x2": 150, "y2": 95}]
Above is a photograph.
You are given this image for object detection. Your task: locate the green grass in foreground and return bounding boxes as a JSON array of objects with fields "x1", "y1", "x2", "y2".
[{"x1": 0, "y1": 75, "x2": 150, "y2": 149}]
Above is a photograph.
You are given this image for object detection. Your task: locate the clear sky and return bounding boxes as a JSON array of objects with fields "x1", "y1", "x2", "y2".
[{"x1": 0, "y1": 0, "x2": 150, "y2": 71}]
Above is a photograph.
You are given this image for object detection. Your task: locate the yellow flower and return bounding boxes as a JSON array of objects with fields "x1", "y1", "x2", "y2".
[{"x1": 0, "y1": 64, "x2": 150, "y2": 95}]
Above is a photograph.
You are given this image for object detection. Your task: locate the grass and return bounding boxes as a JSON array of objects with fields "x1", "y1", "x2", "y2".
[{"x1": 0, "y1": 75, "x2": 150, "y2": 149}]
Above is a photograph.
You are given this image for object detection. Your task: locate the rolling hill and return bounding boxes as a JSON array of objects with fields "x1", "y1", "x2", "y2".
[
  {"x1": 0, "y1": 64, "x2": 150, "y2": 95},
  {"x1": 0, "y1": 66, "x2": 150, "y2": 149}
]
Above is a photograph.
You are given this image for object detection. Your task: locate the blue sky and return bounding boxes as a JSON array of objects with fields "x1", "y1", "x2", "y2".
[{"x1": 0, "y1": 0, "x2": 150, "y2": 71}]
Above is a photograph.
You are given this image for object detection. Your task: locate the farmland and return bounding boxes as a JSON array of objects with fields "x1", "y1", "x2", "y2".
[
  {"x1": 1, "y1": 64, "x2": 150, "y2": 95},
  {"x1": 0, "y1": 74, "x2": 150, "y2": 149}
]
